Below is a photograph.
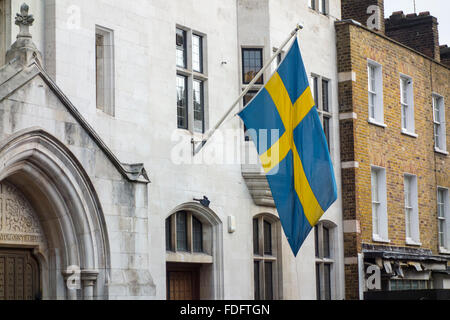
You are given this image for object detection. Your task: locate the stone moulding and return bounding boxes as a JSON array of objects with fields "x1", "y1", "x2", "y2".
[
  {"x1": 0, "y1": 59, "x2": 150, "y2": 184},
  {"x1": 242, "y1": 172, "x2": 275, "y2": 207}
]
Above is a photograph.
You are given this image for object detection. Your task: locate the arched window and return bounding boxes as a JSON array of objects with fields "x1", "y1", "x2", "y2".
[
  {"x1": 166, "y1": 211, "x2": 207, "y2": 254},
  {"x1": 165, "y1": 204, "x2": 223, "y2": 300},
  {"x1": 252, "y1": 214, "x2": 282, "y2": 300},
  {"x1": 315, "y1": 221, "x2": 336, "y2": 300}
]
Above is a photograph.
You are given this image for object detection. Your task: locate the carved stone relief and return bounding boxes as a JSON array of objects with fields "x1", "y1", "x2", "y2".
[{"x1": 0, "y1": 182, "x2": 45, "y2": 245}]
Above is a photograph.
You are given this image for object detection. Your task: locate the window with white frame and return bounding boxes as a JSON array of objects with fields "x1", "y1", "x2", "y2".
[
  {"x1": 309, "y1": 0, "x2": 328, "y2": 14},
  {"x1": 95, "y1": 26, "x2": 115, "y2": 116},
  {"x1": 176, "y1": 26, "x2": 207, "y2": 133},
  {"x1": 318, "y1": 0, "x2": 328, "y2": 14},
  {"x1": 367, "y1": 61, "x2": 384, "y2": 125},
  {"x1": 253, "y1": 215, "x2": 281, "y2": 300},
  {"x1": 371, "y1": 166, "x2": 388, "y2": 241},
  {"x1": 311, "y1": 74, "x2": 332, "y2": 151},
  {"x1": 404, "y1": 174, "x2": 420, "y2": 244},
  {"x1": 400, "y1": 76, "x2": 415, "y2": 134},
  {"x1": 315, "y1": 222, "x2": 335, "y2": 300},
  {"x1": 438, "y1": 187, "x2": 449, "y2": 251},
  {"x1": 433, "y1": 94, "x2": 447, "y2": 152}
]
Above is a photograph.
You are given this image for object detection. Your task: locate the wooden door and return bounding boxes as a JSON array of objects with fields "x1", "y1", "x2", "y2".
[
  {"x1": 0, "y1": 249, "x2": 40, "y2": 300},
  {"x1": 167, "y1": 263, "x2": 200, "y2": 300}
]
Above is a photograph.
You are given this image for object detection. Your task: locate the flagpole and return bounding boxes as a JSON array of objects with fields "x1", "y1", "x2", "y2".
[{"x1": 192, "y1": 23, "x2": 304, "y2": 155}]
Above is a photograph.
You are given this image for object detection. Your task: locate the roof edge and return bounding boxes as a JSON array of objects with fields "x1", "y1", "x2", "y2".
[
  {"x1": 335, "y1": 19, "x2": 450, "y2": 71},
  {"x1": 0, "y1": 60, "x2": 150, "y2": 184}
]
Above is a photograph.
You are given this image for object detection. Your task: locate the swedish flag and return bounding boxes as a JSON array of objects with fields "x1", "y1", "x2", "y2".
[{"x1": 239, "y1": 39, "x2": 337, "y2": 256}]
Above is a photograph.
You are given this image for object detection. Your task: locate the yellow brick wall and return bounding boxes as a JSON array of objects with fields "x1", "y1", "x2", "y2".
[
  {"x1": 337, "y1": 22, "x2": 450, "y2": 299},
  {"x1": 348, "y1": 24, "x2": 450, "y2": 252}
]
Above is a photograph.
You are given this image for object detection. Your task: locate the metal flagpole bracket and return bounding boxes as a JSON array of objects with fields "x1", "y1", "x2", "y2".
[
  {"x1": 192, "y1": 23, "x2": 304, "y2": 156},
  {"x1": 192, "y1": 137, "x2": 206, "y2": 156}
]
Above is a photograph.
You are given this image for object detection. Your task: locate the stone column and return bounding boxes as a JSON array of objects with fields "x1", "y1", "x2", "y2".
[
  {"x1": 81, "y1": 270, "x2": 99, "y2": 300},
  {"x1": 62, "y1": 268, "x2": 81, "y2": 301}
]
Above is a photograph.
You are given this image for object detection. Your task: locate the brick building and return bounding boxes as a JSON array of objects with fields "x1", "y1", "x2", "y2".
[{"x1": 337, "y1": 0, "x2": 450, "y2": 299}]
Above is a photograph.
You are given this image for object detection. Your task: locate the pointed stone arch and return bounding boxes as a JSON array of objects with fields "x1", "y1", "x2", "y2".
[{"x1": 0, "y1": 127, "x2": 110, "y2": 300}]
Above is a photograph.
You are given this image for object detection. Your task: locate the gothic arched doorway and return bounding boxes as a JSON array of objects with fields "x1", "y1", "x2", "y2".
[{"x1": 0, "y1": 128, "x2": 111, "y2": 300}]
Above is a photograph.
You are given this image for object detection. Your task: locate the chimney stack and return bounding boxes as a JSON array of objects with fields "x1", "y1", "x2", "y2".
[
  {"x1": 441, "y1": 45, "x2": 450, "y2": 67},
  {"x1": 385, "y1": 11, "x2": 441, "y2": 61},
  {"x1": 341, "y1": 0, "x2": 385, "y2": 33}
]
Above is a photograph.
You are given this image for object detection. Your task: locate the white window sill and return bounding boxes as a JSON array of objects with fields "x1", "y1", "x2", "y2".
[
  {"x1": 401, "y1": 130, "x2": 418, "y2": 138},
  {"x1": 373, "y1": 236, "x2": 391, "y2": 244},
  {"x1": 368, "y1": 119, "x2": 387, "y2": 128},
  {"x1": 406, "y1": 239, "x2": 422, "y2": 246},
  {"x1": 439, "y1": 247, "x2": 450, "y2": 255},
  {"x1": 435, "y1": 148, "x2": 449, "y2": 156}
]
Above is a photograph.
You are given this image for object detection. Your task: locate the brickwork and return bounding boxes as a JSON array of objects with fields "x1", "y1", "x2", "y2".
[
  {"x1": 336, "y1": 21, "x2": 450, "y2": 300},
  {"x1": 344, "y1": 264, "x2": 360, "y2": 300},
  {"x1": 386, "y1": 11, "x2": 440, "y2": 61},
  {"x1": 341, "y1": 0, "x2": 384, "y2": 33}
]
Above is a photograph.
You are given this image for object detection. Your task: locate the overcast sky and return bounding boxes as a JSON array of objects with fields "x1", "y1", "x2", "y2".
[{"x1": 384, "y1": 0, "x2": 450, "y2": 46}]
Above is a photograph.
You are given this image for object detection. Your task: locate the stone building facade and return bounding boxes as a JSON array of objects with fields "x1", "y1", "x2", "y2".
[
  {"x1": 0, "y1": 0, "x2": 344, "y2": 300},
  {"x1": 337, "y1": 0, "x2": 450, "y2": 300}
]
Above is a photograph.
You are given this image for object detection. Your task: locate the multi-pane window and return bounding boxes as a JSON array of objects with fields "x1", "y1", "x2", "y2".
[
  {"x1": 309, "y1": 0, "x2": 327, "y2": 14},
  {"x1": 368, "y1": 65, "x2": 376, "y2": 118},
  {"x1": 166, "y1": 211, "x2": 206, "y2": 254},
  {"x1": 176, "y1": 211, "x2": 188, "y2": 251},
  {"x1": 95, "y1": 26, "x2": 115, "y2": 116},
  {"x1": 404, "y1": 176, "x2": 413, "y2": 240},
  {"x1": 311, "y1": 75, "x2": 332, "y2": 151},
  {"x1": 389, "y1": 280, "x2": 432, "y2": 291},
  {"x1": 318, "y1": 0, "x2": 328, "y2": 14},
  {"x1": 242, "y1": 48, "x2": 263, "y2": 85},
  {"x1": 177, "y1": 75, "x2": 188, "y2": 129},
  {"x1": 372, "y1": 169, "x2": 380, "y2": 236},
  {"x1": 438, "y1": 188, "x2": 449, "y2": 250},
  {"x1": 264, "y1": 221, "x2": 272, "y2": 255},
  {"x1": 176, "y1": 27, "x2": 207, "y2": 133},
  {"x1": 433, "y1": 95, "x2": 446, "y2": 152},
  {"x1": 192, "y1": 34, "x2": 203, "y2": 73},
  {"x1": 192, "y1": 216, "x2": 203, "y2": 253},
  {"x1": 253, "y1": 216, "x2": 279, "y2": 300},
  {"x1": 315, "y1": 223, "x2": 334, "y2": 300},
  {"x1": 166, "y1": 217, "x2": 172, "y2": 251},
  {"x1": 193, "y1": 80, "x2": 205, "y2": 133},
  {"x1": 176, "y1": 28, "x2": 187, "y2": 68},
  {"x1": 400, "y1": 76, "x2": 415, "y2": 134},
  {"x1": 371, "y1": 167, "x2": 388, "y2": 241},
  {"x1": 404, "y1": 174, "x2": 420, "y2": 244},
  {"x1": 367, "y1": 61, "x2": 384, "y2": 125}
]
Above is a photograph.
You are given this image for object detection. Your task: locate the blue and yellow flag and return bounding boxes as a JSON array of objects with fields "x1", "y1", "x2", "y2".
[{"x1": 239, "y1": 39, "x2": 337, "y2": 256}]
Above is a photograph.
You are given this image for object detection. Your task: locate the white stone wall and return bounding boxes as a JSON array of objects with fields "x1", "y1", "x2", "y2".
[
  {"x1": 3, "y1": 0, "x2": 344, "y2": 300},
  {"x1": 237, "y1": 0, "x2": 344, "y2": 299}
]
